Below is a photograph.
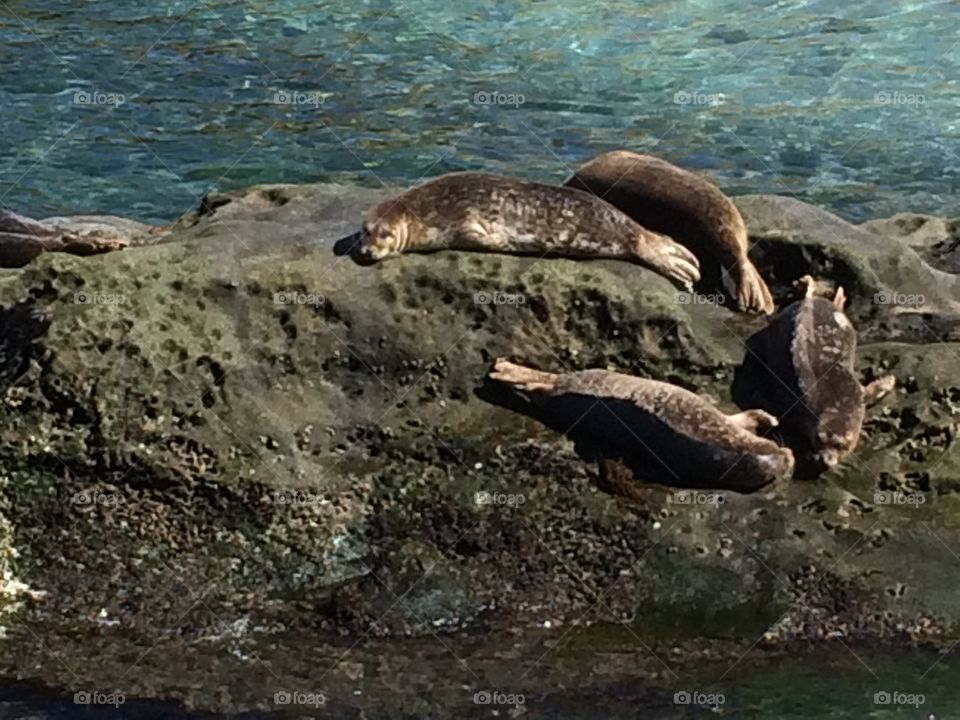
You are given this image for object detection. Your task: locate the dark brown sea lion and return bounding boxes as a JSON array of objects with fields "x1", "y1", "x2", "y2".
[
  {"x1": 563, "y1": 150, "x2": 774, "y2": 314},
  {"x1": 351, "y1": 172, "x2": 701, "y2": 290},
  {"x1": 488, "y1": 359, "x2": 794, "y2": 493},
  {"x1": 732, "y1": 276, "x2": 896, "y2": 475}
]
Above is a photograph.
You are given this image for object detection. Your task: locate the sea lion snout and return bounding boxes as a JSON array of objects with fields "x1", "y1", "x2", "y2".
[
  {"x1": 816, "y1": 447, "x2": 842, "y2": 468},
  {"x1": 813, "y1": 419, "x2": 861, "y2": 468},
  {"x1": 354, "y1": 218, "x2": 402, "y2": 262}
]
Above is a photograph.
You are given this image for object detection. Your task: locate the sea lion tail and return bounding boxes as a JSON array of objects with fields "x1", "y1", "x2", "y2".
[
  {"x1": 726, "y1": 258, "x2": 774, "y2": 314},
  {"x1": 488, "y1": 359, "x2": 558, "y2": 393}
]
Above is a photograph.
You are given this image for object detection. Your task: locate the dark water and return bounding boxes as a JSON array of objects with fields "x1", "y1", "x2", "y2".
[
  {"x1": 0, "y1": 641, "x2": 956, "y2": 718},
  {"x1": 0, "y1": 1, "x2": 958, "y2": 223}
]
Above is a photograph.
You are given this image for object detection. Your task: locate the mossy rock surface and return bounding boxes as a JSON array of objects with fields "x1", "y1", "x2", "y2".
[{"x1": 0, "y1": 184, "x2": 957, "y2": 716}]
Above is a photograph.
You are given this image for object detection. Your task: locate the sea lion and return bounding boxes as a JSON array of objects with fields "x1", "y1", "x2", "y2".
[
  {"x1": 0, "y1": 209, "x2": 127, "y2": 268},
  {"x1": 732, "y1": 276, "x2": 896, "y2": 476},
  {"x1": 349, "y1": 172, "x2": 701, "y2": 290},
  {"x1": 487, "y1": 359, "x2": 794, "y2": 493},
  {"x1": 563, "y1": 150, "x2": 774, "y2": 314}
]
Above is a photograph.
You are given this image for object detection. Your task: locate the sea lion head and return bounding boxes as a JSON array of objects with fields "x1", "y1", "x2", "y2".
[
  {"x1": 810, "y1": 374, "x2": 865, "y2": 467},
  {"x1": 358, "y1": 199, "x2": 417, "y2": 262}
]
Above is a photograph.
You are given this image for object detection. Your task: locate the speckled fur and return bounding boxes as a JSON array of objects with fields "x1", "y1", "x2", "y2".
[
  {"x1": 732, "y1": 287, "x2": 891, "y2": 470},
  {"x1": 357, "y1": 172, "x2": 701, "y2": 289},
  {"x1": 564, "y1": 150, "x2": 774, "y2": 313},
  {"x1": 490, "y1": 360, "x2": 794, "y2": 492}
]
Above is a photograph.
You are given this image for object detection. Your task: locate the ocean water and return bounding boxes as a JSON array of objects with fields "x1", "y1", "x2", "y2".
[{"x1": 0, "y1": 0, "x2": 958, "y2": 223}]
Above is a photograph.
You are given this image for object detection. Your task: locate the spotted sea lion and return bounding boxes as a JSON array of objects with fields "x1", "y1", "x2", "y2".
[
  {"x1": 351, "y1": 172, "x2": 701, "y2": 290},
  {"x1": 0, "y1": 209, "x2": 127, "y2": 268},
  {"x1": 563, "y1": 150, "x2": 774, "y2": 314},
  {"x1": 732, "y1": 276, "x2": 896, "y2": 475},
  {"x1": 487, "y1": 359, "x2": 794, "y2": 493}
]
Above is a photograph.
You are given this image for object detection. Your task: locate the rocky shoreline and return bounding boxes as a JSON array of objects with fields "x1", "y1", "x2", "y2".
[{"x1": 0, "y1": 183, "x2": 957, "y2": 717}]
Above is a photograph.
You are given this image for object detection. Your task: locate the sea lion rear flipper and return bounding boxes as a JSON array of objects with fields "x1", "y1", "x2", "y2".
[
  {"x1": 796, "y1": 274, "x2": 817, "y2": 299},
  {"x1": 725, "y1": 259, "x2": 774, "y2": 314},
  {"x1": 833, "y1": 286, "x2": 847, "y2": 311},
  {"x1": 488, "y1": 359, "x2": 558, "y2": 393},
  {"x1": 863, "y1": 374, "x2": 896, "y2": 406}
]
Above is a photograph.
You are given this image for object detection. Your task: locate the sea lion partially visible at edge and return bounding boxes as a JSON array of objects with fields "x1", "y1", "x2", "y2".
[
  {"x1": 563, "y1": 150, "x2": 774, "y2": 314},
  {"x1": 349, "y1": 171, "x2": 701, "y2": 290},
  {"x1": 487, "y1": 358, "x2": 794, "y2": 493},
  {"x1": 0, "y1": 209, "x2": 127, "y2": 268},
  {"x1": 732, "y1": 275, "x2": 896, "y2": 476}
]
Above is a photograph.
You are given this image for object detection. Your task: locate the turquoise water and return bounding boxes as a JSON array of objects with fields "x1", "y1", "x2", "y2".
[
  {"x1": 1, "y1": 4, "x2": 958, "y2": 716},
  {"x1": 1, "y1": 0, "x2": 958, "y2": 223}
]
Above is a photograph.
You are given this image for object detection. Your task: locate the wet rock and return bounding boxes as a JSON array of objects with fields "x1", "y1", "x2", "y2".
[{"x1": 0, "y1": 182, "x2": 956, "y2": 713}]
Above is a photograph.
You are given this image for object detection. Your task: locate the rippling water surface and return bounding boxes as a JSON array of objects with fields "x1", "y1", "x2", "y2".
[{"x1": 1, "y1": 0, "x2": 957, "y2": 222}]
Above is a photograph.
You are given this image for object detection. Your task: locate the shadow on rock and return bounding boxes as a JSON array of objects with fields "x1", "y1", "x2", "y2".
[
  {"x1": 333, "y1": 231, "x2": 377, "y2": 266},
  {"x1": 0, "y1": 300, "x2": 50, "y2": 388}
]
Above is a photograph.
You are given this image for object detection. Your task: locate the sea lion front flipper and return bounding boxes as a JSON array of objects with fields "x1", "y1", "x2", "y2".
[
  {"x1": 596, "y1": 457, "x2": 648, "y2": 502},
  {"x1": 633, "y1": 231, "x2": 701, "y2": 291},
  {"x1": 726, "y1": 408, "x2": 779, "y2": 435},
  {"x1": 725, "y1": 258, "x2": 775, "y2": 314},
  {"x1": 863, "y1": 374, "x2": 896, "y2": 406}
]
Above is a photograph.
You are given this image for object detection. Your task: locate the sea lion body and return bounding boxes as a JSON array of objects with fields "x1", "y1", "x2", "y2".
[
  {"x1": 489, "y1": 360, "x2": 794, "y2": 492},
  {"x1": 564, "y1": 150, "x2": 774, "y2": 313},
  {"x1": 0, "y1": 210, "x2": 127, "y2": 268},
  {"x1": 356, "y1": 172, "x2": 701, "y2": 289},
  {"x1": 732, "y1": 280, "x2": 895, "y2": 472}
]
